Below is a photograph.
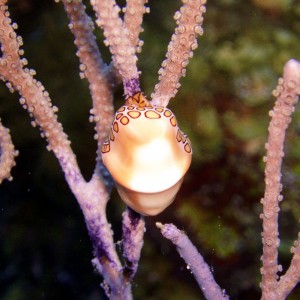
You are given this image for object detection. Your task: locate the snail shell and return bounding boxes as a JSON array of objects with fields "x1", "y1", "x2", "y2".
[{"x1": 101, "y1": 95, "x2": 192, "y2": 216}]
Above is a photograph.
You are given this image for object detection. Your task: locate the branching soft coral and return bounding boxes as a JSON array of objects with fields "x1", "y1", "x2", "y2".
[{"x1": 1, "y1": 1, "x2": 300, "y2": 299}]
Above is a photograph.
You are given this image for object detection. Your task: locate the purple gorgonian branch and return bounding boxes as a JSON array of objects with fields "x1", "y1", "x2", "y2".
[
  {"x1": 151, "y1": 0, "x2": 206, "y2": 107},
  {"x1": 123, "y1": 0, "x2": 149, "y2": 52},
  {"x1": 122, "y1": 208, "x2": 145, "y2": 280},
  {"x1": 0, "y1": 119, "x2": 18, "y2": 183},
  {"x1": 0, "y1": 1, "x2": 127, "y2": 298},
  {"x1": 156, "y1": 222, "x2": 229, "y2": 300},
  {"x1": 61, "y1": 0, "x2": 115, "y2": 149},
  {"x1": 91, "y1": 0, "x2": 141, "y2": 97},
  {"x1": 260, "y1": 59, "x2": 300, "y2": 300}
]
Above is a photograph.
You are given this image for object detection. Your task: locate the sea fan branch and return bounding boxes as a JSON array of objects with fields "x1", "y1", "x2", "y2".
[
  {"x1": 151, "y1": 0, "x2": 206, "y2": 107},
  {"x1": 156, "y1": 222, "x2": 229, "y2": 300},
  {"x1": 261, "y1": 59, "x2": 300, "y2": 299},
  {"x1": 62, "y1": 0, "x2": 114, "y2": 146},
  {"x1": 0, "y1": 119, "x2": 18, "y2": 183},
  {"x1": 91, "y1": 0, "x2": 140, "y2": 96},
  {"x1": 122, "y1": 208, "x2": 145, "y2": 280},
  {"x1": 0, "y1": 0, "x2": 82, "y2": 184},
  {"x1": 278, "y1": 235, "x2": 300, "y2": 299},
  {"x1": 123, "y1": 0, "x2": 148, "y2": 52}
]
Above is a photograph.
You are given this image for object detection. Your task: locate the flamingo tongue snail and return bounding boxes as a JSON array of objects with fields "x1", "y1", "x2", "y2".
[{"x1": 101, "y1": 93, "x2": 192, "y2": 216}]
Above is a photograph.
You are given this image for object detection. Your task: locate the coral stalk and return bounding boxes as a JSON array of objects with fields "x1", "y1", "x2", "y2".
[
  {"x1": 124, "y1": 0, "x2": 148, "y2": 52},
  {"x1": 0, "y1": 0, "x2": 81, "y2": 184},
  {"x1": 278, "y1": 235, "x2": 300, "y2": 299},
  {"x1": 0, "y1": 2, "x2": 127, "y2": 297},
  {"x1": 0, "y1": 119, "x2": 18, "y2": 183},
  {"x1": 156, "y1": 222, "x2": 229, "y2": 300},
  {"x1": 261, "y1": 59, "x2": 300, "y2": 300},
  {"x1": 151, "y1": 0, "x2": 206, "y2": 107},
  {"x1": 122, "y1": 208, "x2": 145, "y2": 280},
  {"x1": 91, "y1": 0, "x2": 140, "y2": 96},
  {"x1": 62, "y1": 0, "x2": 115, "y2": 150},
  {"x1": 72, "y1": 180, "x2": 132, "y2": 299}
]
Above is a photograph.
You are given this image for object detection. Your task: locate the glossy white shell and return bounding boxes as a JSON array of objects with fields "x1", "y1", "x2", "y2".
[{"x1": 102, "y1": 105, "x2": 192, "y2": 216}]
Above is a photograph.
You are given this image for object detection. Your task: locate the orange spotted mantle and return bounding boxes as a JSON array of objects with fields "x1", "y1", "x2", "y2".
[{"x1": 101, "y1": 93, "x2": 192, "y2": 216}]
